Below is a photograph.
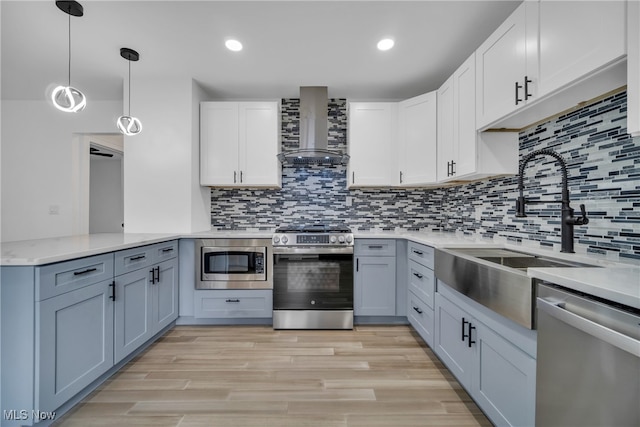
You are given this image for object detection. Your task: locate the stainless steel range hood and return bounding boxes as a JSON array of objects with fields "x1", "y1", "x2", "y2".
[{"x1": 277, "y1": 86, "x2": 349, "y2": 165}]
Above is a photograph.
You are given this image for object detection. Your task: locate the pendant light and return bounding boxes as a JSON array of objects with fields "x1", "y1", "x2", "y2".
[
  {"x1": 51, "y1": 1, "x2": 86, "y2": 113},
  {"x1": 117, "y1": 48, "x2": 142, "y2": 136}
]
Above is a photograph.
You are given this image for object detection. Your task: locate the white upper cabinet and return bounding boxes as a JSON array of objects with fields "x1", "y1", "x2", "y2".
[
  {"x1": 437, "y1": 75, "x2": 455, "y2": 182},
  {"x1": 536, "y1": 0, "x2": 626, "y2": 98},
  {"x1": 476, "y1": 0, "x2": 627, "y2": 130},
  {"x1": 629, "y1": 0, "x2": 640, "y2": 137},
  {"x1": 439, "y1": 53, "x2": 518, "y2": 182},
  {"x1": 348, "y1": 102, "x2": 397, "y2": 188},
  {"x1": 475, "y1": 2, "x2": 534, "y2": 129},
  {"x1": 398, "y1": 92, "x2": 438, "y2": 186},
  {"x1": 200, "y1": 101, "x2": 281, "y2": 188}
]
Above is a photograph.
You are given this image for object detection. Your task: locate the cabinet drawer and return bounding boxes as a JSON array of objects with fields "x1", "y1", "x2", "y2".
[
  {"x1": 408, "y1": 260, "x2": 435, "y2": 309},
  {"x1": 115, "y1": 246, "x2": 154, "y2": 276},
  {"x1": 152, "y1": 240, "x2": 178, "y2": 264},
  {"x1": 355, "y1": 239, "x2": 396, "y2": 257},
  {"x1": 36, "y1": 253, "x2": 114, "y2": 301},
  {"x1": 408, "y1": 241, "x2": 434, "y2": 268},
  {"x1": 408, "y1": 291, "x2": 434, "y2": 347},
  {"x1": 194, "y1": 290, "x2": 273, "y2": 318}
]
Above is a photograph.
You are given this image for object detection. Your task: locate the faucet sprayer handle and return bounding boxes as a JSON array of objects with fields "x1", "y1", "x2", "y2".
[
  {"x1": 577, "y1": 204, "x2": 589, "y2": 225},
  {"x1": 515, "y1": 196, "x2": 527, "y2": 217}
]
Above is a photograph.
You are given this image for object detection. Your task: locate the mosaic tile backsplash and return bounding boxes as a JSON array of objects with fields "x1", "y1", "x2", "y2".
[{"x1": 211, "y1": 94, "x2": 640, "y2": 260}]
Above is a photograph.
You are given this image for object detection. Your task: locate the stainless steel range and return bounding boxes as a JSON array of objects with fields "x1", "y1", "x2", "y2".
[{"x1": 272, "y1": 224, "x2": 354, "y2": 329}]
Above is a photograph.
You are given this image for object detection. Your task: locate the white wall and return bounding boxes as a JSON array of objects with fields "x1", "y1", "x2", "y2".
[
  {"x1": 1, "y1": 100, "x2": 121, "y2": 242},
  {"x1": 123, "y1": 77, "x2": 210, "y2": 233}
]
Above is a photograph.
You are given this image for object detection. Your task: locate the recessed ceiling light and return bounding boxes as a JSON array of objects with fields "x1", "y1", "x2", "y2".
[
  {"x1": 225, "y1": 39, "x2": 243, "y2": 52},
  {"x1": 377, "y1": 38, "x2": 394, "y2": 51}
]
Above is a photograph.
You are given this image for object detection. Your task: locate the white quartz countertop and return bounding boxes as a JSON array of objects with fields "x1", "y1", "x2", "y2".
[
  {"x1": 527, "y1": 267, "x2": 640, "y2": 309},
  {"x1": 0, "y1": 233, "x2": 180, "y2": 266},
  {"x1": 2, "y1": 229, "x2": 638, "y2": 310}
]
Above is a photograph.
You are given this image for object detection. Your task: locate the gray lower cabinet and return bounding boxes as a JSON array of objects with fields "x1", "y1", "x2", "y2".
[
  {"x1": 152, "y1": 258, "x2": 179, "y2": 331},
  {"x1": 354, "y1": 240, "x2": 397, "y2": 316},
  {"x1": 1, "y1": 240, "x2": 179, "y2": 426},
  {"x1": 114, "y1": 244, "x2": 179, "y2": 363},
  {"x1": 114, "y1": 268, "x2": 153, "y2": 363},
  {"x1": 37, "y1": 278, "x2": 114, "y2": 414},
  {"x1": 435, "y1": 283, "x2": 536, "y2": 427},
  {"x1": 194, "y1": 289, "x2": 272, "y2": 319},
  {"x1": 406, "y1": 241, "x2": 435, "y2": 346}
]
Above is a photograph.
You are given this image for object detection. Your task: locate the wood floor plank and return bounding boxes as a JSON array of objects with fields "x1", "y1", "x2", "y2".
[{"x1": 52, "y1": 325, "x2": 491, "y2": 427}]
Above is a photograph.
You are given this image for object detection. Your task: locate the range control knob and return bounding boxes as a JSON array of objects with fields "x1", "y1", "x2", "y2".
[
  {"x1": 346, "y1": 235, "x2": 353, "y2": 243},
  {"x1": 338, "y1": 235, "x2": 345, "y2": 243},
  {"x1": 273, "y1": 235, "x2": 280, "y2": 244},
  {"x1": 281, "y1": 235, "x2": 288, "y2": 244},
  {"x1": 330, "y1": 235, "x2": 337, "y2": 243}
]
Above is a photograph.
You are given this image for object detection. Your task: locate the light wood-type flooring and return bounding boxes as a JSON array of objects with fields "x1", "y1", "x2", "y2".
[{"x1": 52, "y1": 325, "x2": 491, "y2": 427}]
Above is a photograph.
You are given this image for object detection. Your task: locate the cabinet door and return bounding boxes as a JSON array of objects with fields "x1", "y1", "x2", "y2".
[
  {"x1": 239, "y1": 102, "x2": 281, "y2": 187},
  {"x1": 151, "y1": 258, "x2": 179, "y2": 333},
  {"x1": 354, "y1": 256, "x2": 396, "y2": 316},
  {"x1": 398, "y1": 92, "x2": 437, "y2": 186},
  {"x1": 200, "y1": 102, "x2": 239, "y2": 186},
  {"x1": 434, "y1": 293, "x2": 473, "y2": 389},
  {"x1": 476, "y1": 2, "x2": 531, "y2": 128},
  {"x1": 348, "y1": 102, "x2": 396, "y2": 187},
  {"x1": 537, "y1": 1, "x2": 626, "y2": 98},
  {"x1": 436, "y1": 75, "x2": 454, "y2": 182},
  {"x1": 473, "y1": 321, "x2": 536, "y2": 427},
  {"x1": 38, "y1": 280, "x2": 114, "y2": 412},
  {"x1": 453, "y1": 54, "x2": 477, "y2": 178},
  {"x1": 114, "y1": 268, "x2": 153, "y2": 363}
]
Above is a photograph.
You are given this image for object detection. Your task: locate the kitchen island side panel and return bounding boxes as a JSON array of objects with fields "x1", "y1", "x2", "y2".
[{"x1": 1, "y1": 267, "x2": 36, "y2": 427}]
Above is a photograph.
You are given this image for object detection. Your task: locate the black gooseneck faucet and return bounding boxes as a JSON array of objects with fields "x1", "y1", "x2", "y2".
[{"x1": 515, "y1": 149, "x2": 589, "y2": 253}]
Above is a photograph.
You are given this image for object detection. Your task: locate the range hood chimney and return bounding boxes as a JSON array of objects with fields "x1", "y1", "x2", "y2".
[{"x1": 277, "y1": 86, "x2": 349, "y2": 165}]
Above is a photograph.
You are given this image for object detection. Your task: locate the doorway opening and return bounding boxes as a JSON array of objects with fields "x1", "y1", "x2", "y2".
[{"x1": 89, "y1": 139, "x2": 124, "y2": 233}]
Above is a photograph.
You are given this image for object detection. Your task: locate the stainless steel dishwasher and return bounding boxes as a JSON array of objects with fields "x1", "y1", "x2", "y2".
[{"x1": 536, "y1": 283, "x2": 640, "y2": 426}]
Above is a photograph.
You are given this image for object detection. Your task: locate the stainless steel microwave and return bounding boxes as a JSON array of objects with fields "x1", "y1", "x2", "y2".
[{"x1": 195, "y1": 238, "x2": 273, "y2": 289}]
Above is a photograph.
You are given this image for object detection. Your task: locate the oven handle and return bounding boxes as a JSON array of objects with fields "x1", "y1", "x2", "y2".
[{"x1": 273, "y1": 247, "x2": 354, "y2": 255}]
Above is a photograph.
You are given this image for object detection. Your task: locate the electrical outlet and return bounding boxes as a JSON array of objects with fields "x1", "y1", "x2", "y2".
[{"x1": 49, "y1": 205, "x2": 60, "y2": 215}]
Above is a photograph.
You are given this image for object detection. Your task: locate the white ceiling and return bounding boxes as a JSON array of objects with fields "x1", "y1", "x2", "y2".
[{"x1": 1, "y1": 0, "x2": 522, "y2": 101}]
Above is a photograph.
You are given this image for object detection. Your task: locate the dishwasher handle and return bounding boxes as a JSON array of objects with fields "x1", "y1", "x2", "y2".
[{"x1": 537, "y1": 297, "x2": 640, "y2": 358}]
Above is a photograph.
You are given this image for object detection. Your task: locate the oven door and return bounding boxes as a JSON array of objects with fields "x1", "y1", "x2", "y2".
[
  {"x1": 273, "y1": 247, "x2": 353, "y2": 310},
  {"x1": 201, "y1": 247, "x2": 266, "y2": 282}
]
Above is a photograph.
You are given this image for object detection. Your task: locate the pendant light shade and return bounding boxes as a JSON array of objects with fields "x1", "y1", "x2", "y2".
[
  {"x1": 52, "y1": 1, "x2": 86, "y2": 113},
  {"x1": 117, "y1": 48, "x2": 142, "y2": 136}
]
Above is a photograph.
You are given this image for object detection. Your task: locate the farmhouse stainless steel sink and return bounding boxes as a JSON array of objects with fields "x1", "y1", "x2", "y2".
[{"x1": 434, "y1": 247, "x2": 599, "y2": 329}]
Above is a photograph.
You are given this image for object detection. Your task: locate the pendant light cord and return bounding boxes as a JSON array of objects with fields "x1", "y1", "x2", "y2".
[
  {"x1": 67, "y1": 9, "x2": 71, "y2": 86},
  {"x1": 128, "y1": 60, "x2": 131, "y2": 115}
]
